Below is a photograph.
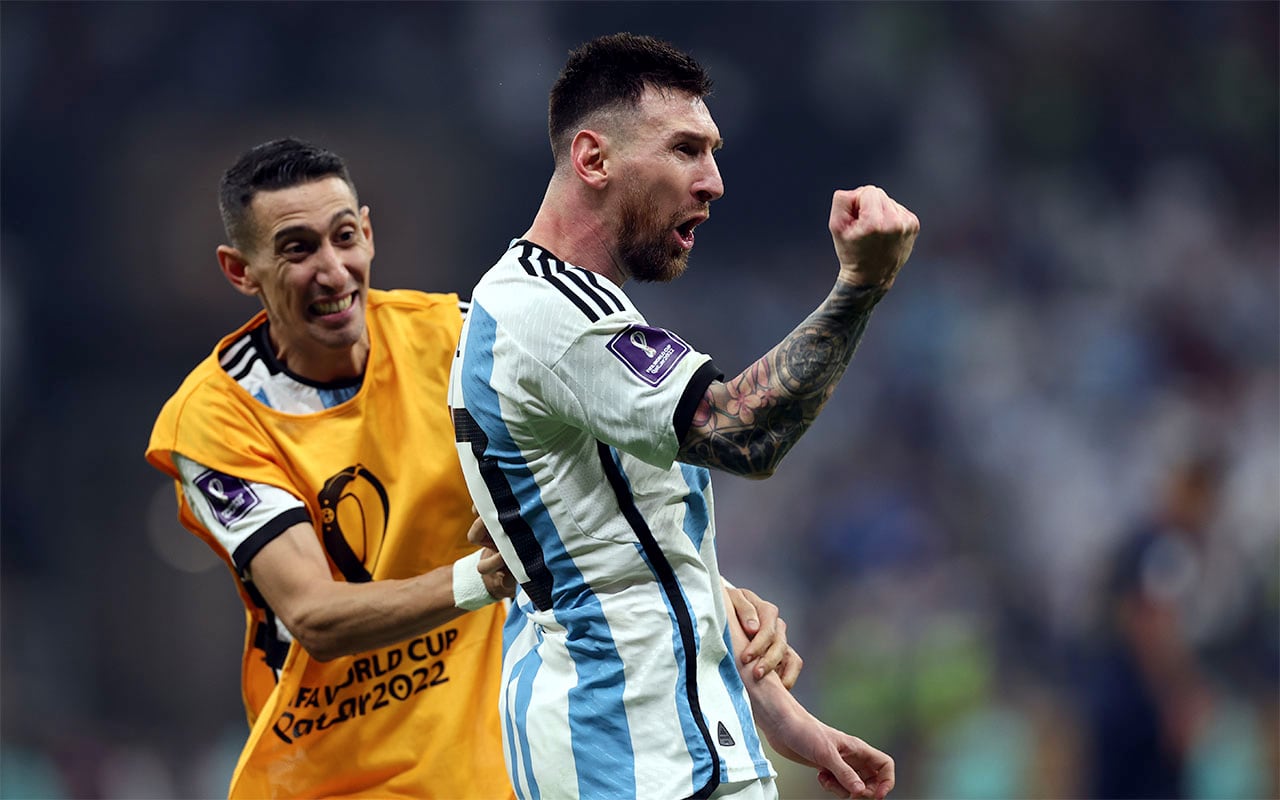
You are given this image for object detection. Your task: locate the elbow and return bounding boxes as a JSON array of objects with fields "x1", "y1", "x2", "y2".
[
  {"x1": 301, "y1": 640, "x2": 344, "y2": 663},
  {"x1": 739, "y1": 454, "x2": 781, "y2": 480},
  {"x1": 282, "y1": 613, "x2": 347, "y2": 663}
]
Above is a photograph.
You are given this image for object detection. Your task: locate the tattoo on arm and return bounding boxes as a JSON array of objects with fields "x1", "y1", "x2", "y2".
[{"x1": 678, "y1": 283, "x2": 886, "y2": 477}]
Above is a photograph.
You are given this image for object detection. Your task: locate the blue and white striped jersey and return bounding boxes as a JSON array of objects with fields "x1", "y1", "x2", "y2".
[{"x1": 448, "y1": 240, "x2": 775, "y2": 799}]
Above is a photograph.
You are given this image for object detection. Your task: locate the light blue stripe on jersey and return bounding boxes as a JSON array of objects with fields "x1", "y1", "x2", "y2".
[
  {"x1": 680, "y1": 462, "x2": 771, "y2": 777},
  {"x1": 508, "y1": 613, "x2": 543, "y2": 800},
  {"x1": 318, "y1": 385, "x2": 359, "y2": 408},
  {"x1": 463, "y1": 303, "x2": 637, "y2": 797},
  {"x1": 606, "y1": 447, "x2": 716, "y2": 791},
  {"x1": 717, "y1": 628, "x2": 772, "y2": 778},
  {"x1": 679, "y1": 463, "x2": 712, "y2": 550}
]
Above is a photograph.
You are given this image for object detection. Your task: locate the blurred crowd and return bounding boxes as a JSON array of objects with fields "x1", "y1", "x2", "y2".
[{"x1": 2, "y1": 3, "x2": 1276, "y2": 798}]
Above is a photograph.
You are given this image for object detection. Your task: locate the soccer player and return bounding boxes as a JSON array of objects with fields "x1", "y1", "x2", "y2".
[
  {"x1": 449, "y1": 33, "x2": 917, "y2": 799},
  {"x1": 146, "y1": 138, "x2": 801, "y2": 799}
]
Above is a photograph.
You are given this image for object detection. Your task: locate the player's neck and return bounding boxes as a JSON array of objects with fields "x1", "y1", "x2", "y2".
[
  {"x1": 266, "y1": 325, "x2": 370, "y2": 384},
  {"x1": 525, "y1": 184, "x2": 627, "y2": 287}
]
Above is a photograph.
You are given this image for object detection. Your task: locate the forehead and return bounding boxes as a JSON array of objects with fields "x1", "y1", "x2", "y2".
[
  {"x1": 633, "y1": 85, "x2": 721, "y2": 142},
  {"x1": 248, "y1": 176, "x2": 358, "y2": 237}
]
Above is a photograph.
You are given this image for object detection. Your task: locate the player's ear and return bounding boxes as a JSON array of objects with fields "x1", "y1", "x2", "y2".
[
  {"x1": 570, "y1": 129, "x2": 609, "y2": 190},
  {"x1": 217, "y1": 245, "x2": 259, "y2": 297}
]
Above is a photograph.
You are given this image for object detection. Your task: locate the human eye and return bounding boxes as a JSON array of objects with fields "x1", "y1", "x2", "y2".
[
  {"x1": 279, "y1": 239, "x2": 312, "y2": 261},
  {"x1": 334, "y1": 225, "x2": 359, "y2": 246}
]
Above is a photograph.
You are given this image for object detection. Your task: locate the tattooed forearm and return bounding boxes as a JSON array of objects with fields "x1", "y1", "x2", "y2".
[{"x1": 679, "y1": 282, "x2": 886, "y2": 477}]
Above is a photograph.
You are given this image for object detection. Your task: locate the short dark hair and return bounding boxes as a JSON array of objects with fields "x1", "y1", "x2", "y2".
[
  {"x1": 218, "y1": 138, "x2": 356, "y2": 249},
  {"x1": 548, "y1": 33, "x2": 712, "y2": 162}
]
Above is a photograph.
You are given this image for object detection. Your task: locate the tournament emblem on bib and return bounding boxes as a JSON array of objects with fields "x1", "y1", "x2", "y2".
[
  {"x1": 318, "y1": 464, "x2": 389, "y2": 582},
  {"x1": 607, "y1": 324, "x2": 690, "y2": 386}
]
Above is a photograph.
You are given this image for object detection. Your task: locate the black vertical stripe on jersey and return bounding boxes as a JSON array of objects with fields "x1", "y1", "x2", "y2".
[
  {"x1": 230, "y1": 353, "x2": 261, "y2": 382},
  {"x1": 545, "y1": 254, "x2": 621, "y2": 317},
  {"x1": 578, "y1": 268, "x2": 626, "y2": 313},
  {"x1": 558, "y1": 268, "x2": 618, "y2": 318},
  {"x1": 218, "y1": 334, "x2": 253, "y2": 369},
  {"x1": 250, "y1": 323, "x2": 284, "y2": 374},
  {"x1": 517, "y1": 242, "x2": 539, "y2": 275},
  {"x1": 595, "y1": 441, "x2": 720, "y2": 798},
  {"x1": 519, "y1": 247, "x2": 599, "y2": 322},
  {"x1": 221, "y1": 338, "x2": 255, "y2": 378},
  {"x1": 452, "y1": 407, "x2": 554, "y2": 611}
]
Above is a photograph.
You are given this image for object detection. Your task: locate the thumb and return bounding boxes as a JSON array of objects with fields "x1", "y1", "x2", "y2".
[{"x1": 817, "y1": 769, "x2": 850, "y2": 798}]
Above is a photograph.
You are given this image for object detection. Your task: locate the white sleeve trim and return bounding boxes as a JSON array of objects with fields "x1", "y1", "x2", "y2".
[{"x1": 173, "y1": 453, "x2": 307, "y2": 568}]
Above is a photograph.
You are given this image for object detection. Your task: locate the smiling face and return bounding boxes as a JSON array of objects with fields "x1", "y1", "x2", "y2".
[
  {"x1": 220, "y1": 176, "x2": 375, "y2": 381},
  {"x1": 609, "y1": 86, "x2": 724, "y2": 283}
]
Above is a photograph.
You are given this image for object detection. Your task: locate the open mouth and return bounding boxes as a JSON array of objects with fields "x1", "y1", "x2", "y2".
[
  {"x1": 674, "y1": 214, "x2": 706, "y2": 250},
  {"x1": 310, "y1": 293, "x2": 355, "y2": 316}
]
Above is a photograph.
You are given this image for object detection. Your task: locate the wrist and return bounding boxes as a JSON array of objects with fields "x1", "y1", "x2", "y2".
[
  {"x1": 826, "y1": 280, "x2": 888, "y2": 316},
  {"x1": 452, "y1": 550, "x2": 498, "y2": 611},
  {"x1": 834, "y1": 272, "x2": 891, "y2": 297}
]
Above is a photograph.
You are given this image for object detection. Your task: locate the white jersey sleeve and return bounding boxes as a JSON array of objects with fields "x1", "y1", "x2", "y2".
[
  {"x1": 551, "y1": 313, "x2": 717, "y2": 467},
  {"x1": 173, "y1": 453, "x2": 310, "y2": 575}
]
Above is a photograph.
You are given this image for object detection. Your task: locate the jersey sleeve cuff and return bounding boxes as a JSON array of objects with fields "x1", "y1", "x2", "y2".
[
  {"x1": 232, "y1": 507, "x2": 311, "y2": 573},
  {"x1": 673, "y1": 359, "x2": 723, "y2": 443}
]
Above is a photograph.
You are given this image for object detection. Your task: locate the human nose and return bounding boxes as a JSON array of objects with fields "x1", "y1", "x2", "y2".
[
  {"x1": 313, "y1": 242, "x2": 346, "y2": 286},
  {"x1": 694, "y1": 155, "x2": 724, "y2": 203}
]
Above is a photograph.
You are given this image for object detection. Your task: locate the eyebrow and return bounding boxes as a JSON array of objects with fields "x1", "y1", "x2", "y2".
[
  {"x1": 272, "y1": 208, "x2": 358, "y2": 248},
  {"x1": 670, "y1": 130, "x2": 725, "y2": 152}
]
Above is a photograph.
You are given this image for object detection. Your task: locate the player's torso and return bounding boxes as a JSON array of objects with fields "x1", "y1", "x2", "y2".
[
  {"x1": 452, "y1": 253, "x2": 772, "y2": 798},
  {"x1": 210, "y1": 295, "x2": 511, "y2": 798}
]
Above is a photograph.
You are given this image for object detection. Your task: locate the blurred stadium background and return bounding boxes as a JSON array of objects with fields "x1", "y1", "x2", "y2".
[{"x1": 2, "y1": 2, "x2": 1276, "y2": 798}]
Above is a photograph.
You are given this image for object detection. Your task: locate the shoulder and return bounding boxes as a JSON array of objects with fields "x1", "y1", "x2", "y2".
[
  {"x1": 476, "y1": 240, "x2": 632, "y2": 326},
  {"x1": 369, "y1": 288, "x2": 464, "y2": 335},
  {"x1": 369, "y1": 287, "x2": 463, "y2": 318},
  {"x1": 146, "y1": 352, "x2": 253, "y2": 476}
]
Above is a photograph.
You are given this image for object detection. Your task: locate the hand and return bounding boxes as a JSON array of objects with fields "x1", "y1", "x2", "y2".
[
  {"x1": 828, "y1": 186, "x2": 919, "y2": 290},
  {"x1": 477, "y1": 546, "x2": 517, "y2": 600},
  {"x1": 765, "y1": 712, "x2": 895, "y2": 800},
  {"x1": 467, "y1": 515, "x2": 516, "y2": 600},
  {"x1": 727, "y1": 586, "x2": 803, "y2": 688},
  {"x1": 467, "y1": 513, "x2": 495, "y2": 548}
]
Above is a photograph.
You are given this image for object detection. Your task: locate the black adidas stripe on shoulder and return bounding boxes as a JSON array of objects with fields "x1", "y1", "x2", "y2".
[
  {"x1": 517, "y1": 242, "x2": 625, "y2": 322},
  {"x1": 218, "y1": 332, "x2": 253, "y2": 369}
]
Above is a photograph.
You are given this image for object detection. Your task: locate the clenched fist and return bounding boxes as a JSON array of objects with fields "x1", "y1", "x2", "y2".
[{"x1": 828, "y1": 186, "x2": 919, "y2": 290}]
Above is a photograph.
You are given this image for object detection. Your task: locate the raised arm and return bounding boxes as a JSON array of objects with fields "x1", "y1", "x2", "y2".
[{"x1": 679, "y1": 186, "x2": 918, "y2": 478}]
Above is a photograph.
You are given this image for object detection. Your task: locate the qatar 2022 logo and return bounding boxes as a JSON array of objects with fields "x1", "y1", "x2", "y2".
[{"x1": 318, "y1": 464, "x2": 389, "y2": 582}]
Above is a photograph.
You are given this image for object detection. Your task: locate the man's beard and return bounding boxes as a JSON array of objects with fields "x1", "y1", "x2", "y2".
[{"x1": 615, "y1": 192, "x2": 696, "y2": 284}]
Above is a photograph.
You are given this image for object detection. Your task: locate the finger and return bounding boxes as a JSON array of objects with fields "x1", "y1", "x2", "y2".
[
  {"x1": 819, "y1": 746, "x2": 866, "y2": 799},
  {"x1": 843, "y1": 738, "x2": 894, "y2": 799},
  {"x1": 830, "y1": 189, "x2": 862, "y2": 231},
  {"x1": 728, "y1": 587, "x2": 762, "y2": 637},
  {"x1": 871, "y1": 755, "x2": 895, "y2": 800},
  {"x1": 778, "y1": 646, "x2": 804, "y2": 690},
  {"x1": 816, "y1": 769, "x2": 850, "y2": 798},
  {"x1": 476, "y1": 548, "x2": 507, "y2": 575},
  {"x1": 753, "y1": 618, "x2": 789, "y2": 679},
  {"x1": 467, "y1": 516, "x2": 494, "y2": 548}
]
